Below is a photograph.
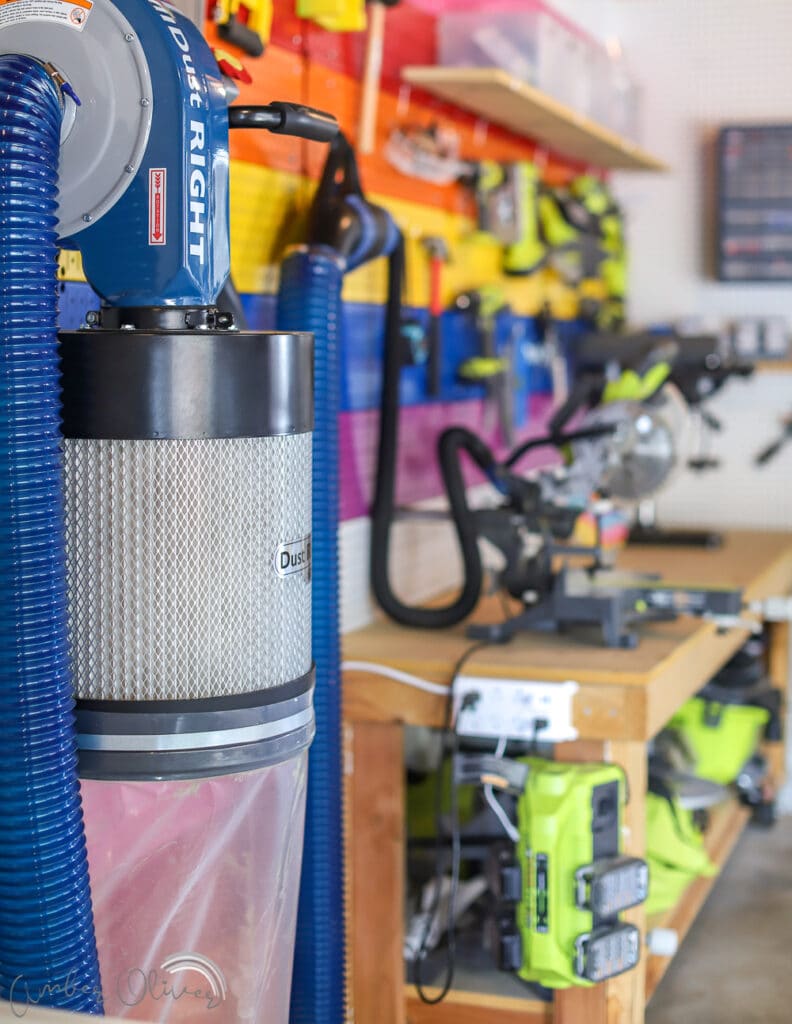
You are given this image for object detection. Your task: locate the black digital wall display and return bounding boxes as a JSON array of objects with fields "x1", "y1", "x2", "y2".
[{"x1": 717, "y1": 124, "x2": 792, "y2": 282}]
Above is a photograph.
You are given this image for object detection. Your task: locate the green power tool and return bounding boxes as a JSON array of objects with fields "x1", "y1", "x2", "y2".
[
  {"x1": 504, "y1": 759, "x2": 648, "y2": 988},
  {"x1": 645, "y1": 790, "x2": 718, "y2": 917},
  {"x1": 467, "y1": 160, "x2": 547, "y2": 275},
  {"x1": 539, "y1": 175, "x2": 627, "y2": 329}
]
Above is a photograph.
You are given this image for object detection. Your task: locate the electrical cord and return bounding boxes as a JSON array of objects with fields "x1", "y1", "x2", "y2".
[
  {"x1": 341, "y1": 661, "x2": 450, "y2": 697},
  {"x1": 414, "y1": 640, "x2": 497, "y2": 1005},
  {"x1": 504, "y1": 423, "x2": 617, "y2": 470},
  {"x1": 483, "y1": 737, "x2": 520, "y2": 843}
]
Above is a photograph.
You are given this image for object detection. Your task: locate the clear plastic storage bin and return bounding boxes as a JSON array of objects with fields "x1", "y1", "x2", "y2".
[
  {"x1": 435, "y1": 1, "x2": 642, "y2": 141},
  {"x1": 437, "y1": 1, "x2": 598, "y2": 109},
  {"x1": 438, "y1": 6, "x2": 541, "y2": 84}
]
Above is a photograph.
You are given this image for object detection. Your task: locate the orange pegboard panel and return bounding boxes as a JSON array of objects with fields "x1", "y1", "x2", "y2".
[
  {"x1": 302, "y1": 62, "x2": 582, "y2": 215},
  {"x1": 205, "y1": 31, "x2": 308, "y2": 175},
  {"x1": 305, "y1": 60, "x2": 466, "y2": 212}
]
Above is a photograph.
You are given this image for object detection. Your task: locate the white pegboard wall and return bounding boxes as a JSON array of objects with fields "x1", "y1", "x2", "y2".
[
  {"x1": 553, "y1": 1, "x2": 792, "y2": 534},
  {"x1": 652, "y1": 371, "x2": 792, "y2": 532},
  {"x1": 606, "y1": 0, "x2": 792, "y2": 323}
]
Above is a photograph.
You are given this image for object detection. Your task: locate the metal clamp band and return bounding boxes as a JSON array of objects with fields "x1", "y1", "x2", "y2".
[
  {"x1": 76, "y1": 669, "x2": 316, "y2": 781},
  {"x1": 78, "y1": 707, "x2": 314, "y2": 753}
]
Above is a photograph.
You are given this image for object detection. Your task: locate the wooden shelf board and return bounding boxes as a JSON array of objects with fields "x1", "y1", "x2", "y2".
[
  {"x1": 402, "y1": 66, "x2": 668, "y2": 172},
  {"x1": 756, "y1": 360, "x2": 792, "y2": 372},
  {"x1": 344, "y1": 532, "x2": 792, "y2": 742},
  {"x1": 405, "y1": 985, "x2": 552, "y2": 1024},
  {"x1": 645, "y1": 799, "x2": 752, "y2": 1002}
]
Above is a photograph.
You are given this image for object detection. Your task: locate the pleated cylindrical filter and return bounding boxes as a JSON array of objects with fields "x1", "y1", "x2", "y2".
[{"x1": 63, "y1": 434, "x2": 312, "y2": 702}]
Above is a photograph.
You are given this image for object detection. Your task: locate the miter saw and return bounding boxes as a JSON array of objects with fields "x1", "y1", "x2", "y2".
[
  {"x1": 372, "y1": 337, "x2": 745, "y2": 647},
  {"x1": 559, "y1": 330, "x2": 754, "y2": 547}
]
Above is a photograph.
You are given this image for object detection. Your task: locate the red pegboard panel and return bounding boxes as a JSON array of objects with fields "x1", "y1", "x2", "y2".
[
  {"x1": 303, "y1": 2, "x2": 436, "y2": 86},
  {"x1": 269, "y1": 0, "x2": 308, "y2": 51}
]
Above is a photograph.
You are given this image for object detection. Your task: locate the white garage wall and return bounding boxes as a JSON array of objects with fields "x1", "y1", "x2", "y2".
[{"x1": 552, "y1": 0, "x2": 792, "y2": 531}]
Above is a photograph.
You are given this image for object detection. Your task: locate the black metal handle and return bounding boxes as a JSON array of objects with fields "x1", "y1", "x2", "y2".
[
  {"x1": 217, "y1": 18, "x2": 265, "y2": 57},
  {"x1": 229, "y1": 102, "x2": 339, "y2": 143}
]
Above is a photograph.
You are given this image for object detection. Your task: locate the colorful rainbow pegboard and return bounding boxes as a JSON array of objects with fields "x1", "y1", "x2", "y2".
[{"x1": 57, "y1": 0, "x2": 602, "y2": 520}]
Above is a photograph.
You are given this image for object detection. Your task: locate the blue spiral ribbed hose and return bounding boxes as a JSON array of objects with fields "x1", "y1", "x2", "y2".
[
  {"x1": 0, "y1": 56, "x2": 103, "y2": 1014},
  {"x1": 277, "y1": 247, "x2": 345, "y2": 1024}
]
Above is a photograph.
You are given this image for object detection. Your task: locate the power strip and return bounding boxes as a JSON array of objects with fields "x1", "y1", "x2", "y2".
[{"x1": 453, "y1": 676, "x2": 579, "y2": 743}]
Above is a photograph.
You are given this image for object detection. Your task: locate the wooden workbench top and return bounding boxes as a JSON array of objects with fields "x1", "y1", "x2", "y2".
[{"x1": 343, "y1": 531, "x2": 792, "y2": 741}]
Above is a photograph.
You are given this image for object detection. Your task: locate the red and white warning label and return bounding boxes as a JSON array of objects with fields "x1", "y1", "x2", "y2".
[
  {"x1": 0, "y1": 0, "x2": 93, "y2": 32},
  {"x1": 148, "y1": 169, "x2": 167, "y2": 247}
]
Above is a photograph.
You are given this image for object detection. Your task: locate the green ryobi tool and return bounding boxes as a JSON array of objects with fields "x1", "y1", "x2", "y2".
[
  {"x1": 670, "y1": 699, "x2": 770, "y2": 786},
  {"x1": 466, "y1": 160, "x2": 547, "y2": 275},
  {"x1": 539, "y1": 175, "x2": 627, "y2": 329},
  {"x1": 509, "y1": 759, "x2": 648, "y2": 988},
  {"x1": 645, "y1": 790, "x2": 718, "y2": 917}
]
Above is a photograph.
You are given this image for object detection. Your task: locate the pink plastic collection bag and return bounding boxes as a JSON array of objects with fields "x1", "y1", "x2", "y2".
[{"x1": 81, "y1": 756, "x2": 308, "y2": 1023}]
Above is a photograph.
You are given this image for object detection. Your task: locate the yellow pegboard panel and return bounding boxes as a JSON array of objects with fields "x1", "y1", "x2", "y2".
[
  {"x1": 229, "y1": 161, "x2": 312, "y2": 295},
  {"x1": 229, "y1": 161, "x2": 579, "y2": 318},
  {"x1": 343, "y1": 191, "x2": 549, "y2": 316},
  {"x1": 56, "y1": 161, "x2": 581, "y2": 319},
  {"x1": 57, "y1": 249, "x2": 86, "y2": 283}
]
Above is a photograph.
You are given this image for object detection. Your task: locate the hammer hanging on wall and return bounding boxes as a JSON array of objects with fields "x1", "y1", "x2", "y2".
[{"x1": 358, "y1": 0, "x2": 400, "y2": 154}]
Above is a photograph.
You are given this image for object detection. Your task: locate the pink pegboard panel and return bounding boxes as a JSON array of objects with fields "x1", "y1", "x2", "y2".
[{"x1": 339, "y1": 394, "x2": 557, "y2": 521}]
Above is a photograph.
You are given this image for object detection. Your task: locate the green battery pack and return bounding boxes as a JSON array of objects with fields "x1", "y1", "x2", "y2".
[{"x1": 515, "y1": 758, "x2": 648, "y2": 989}]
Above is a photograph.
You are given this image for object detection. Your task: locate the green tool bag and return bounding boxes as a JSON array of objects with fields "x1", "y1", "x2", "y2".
[
  {"x1": 515, "y1": 758, "x2": 648, "y2": 988},
  {"x1": 670, "y1": 698, "x2": 770, "y2": 785},
  {"x1": 645, "y1": 791, "x2": 718, "y2": 916}
]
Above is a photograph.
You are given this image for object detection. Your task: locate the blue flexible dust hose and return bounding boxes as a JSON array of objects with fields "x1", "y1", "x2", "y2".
[
  {"x1": 0, "y1": 56, "x2": 103, "y2": 1014},
  {"x1": 277, "y1": 247, "x2": 345, "y2": 1024}
]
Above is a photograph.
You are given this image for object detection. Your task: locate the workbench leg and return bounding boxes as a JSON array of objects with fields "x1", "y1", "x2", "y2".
[
  {"x1": 554, "y1": 740, "x2": 647, "y2": 1024},
  {"x1": 765, "y1": 621, "x2": 790, "y2": 790},
  {"x1": 346, "y1": 720, "x2": 406, "y2": 1024}
]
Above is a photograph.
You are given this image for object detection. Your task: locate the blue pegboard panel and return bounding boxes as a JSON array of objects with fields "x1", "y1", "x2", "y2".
[
  {"x1": 58, "y1": 281, "x2": 100, "y2": 330},
  {"x1": 240, "y1": 292, "x2": 278, "y2": 330},
  {"x1": 59, "y1": 281, "x2": 560, "y2": 431},
  {"x1": 334, "y1": 300, "x2": 554, "y2": 416}
]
